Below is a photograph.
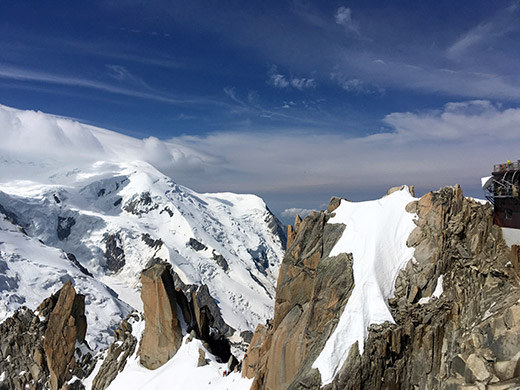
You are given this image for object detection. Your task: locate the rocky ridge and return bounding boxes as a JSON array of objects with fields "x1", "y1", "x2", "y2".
[
  {"x1": 89, "y1": 262, "x2": 238, "y2": 389},
  {"x1": 0, "y1": 261, "x2": 244, "y2": 390},
  {"x1": 244, "y1": 185, "x2": 520, "y2": 390},
  {"x1": 0, "y1": 281, "x2": 94, "y2": 390},
  {"x1": 4, "y1": 183, "x2": 520, "y2": 390},
  {"x1": 90, "y1": 313, "x2": 140, "y2": 390}
]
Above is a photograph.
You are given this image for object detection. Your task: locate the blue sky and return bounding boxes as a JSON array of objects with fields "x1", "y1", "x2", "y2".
[{"x1": 2, "y1": 1, "x2": 520, "y2": 222}]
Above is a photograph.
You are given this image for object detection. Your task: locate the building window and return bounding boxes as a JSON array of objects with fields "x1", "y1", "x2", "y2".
[{"x1": 505, "y1": 208, "x2": 513, "y2": 220}]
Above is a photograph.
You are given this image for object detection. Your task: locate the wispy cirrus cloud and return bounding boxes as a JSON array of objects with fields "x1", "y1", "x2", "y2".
[
  {"x1": 330, "y1": 72, "x2": 384, "y2": 95},
  {"x1": 224, "y1": 85, "x2": 299, "y2": 121},
  {"x1": 105, "y1": 64, "x2": 150, "y2": 88},
  {"x1": 268, "y1": 65, "x2": 316, "y2": 90},
  {"x1": 335, "y1": 6, "x2": 359, "y2": 34},
  {"x1": 290, "y1": 77, "x2": 317, "y2": 90},
  {"x1": 0, "y1": 30, "x2": 187, "y2": 71},
  {"x1": 0, "y1": 63, "x2": 219, "y2": 106},
  {"x1": 447, "y1": 3, "x2": 520, "y2": 58}
]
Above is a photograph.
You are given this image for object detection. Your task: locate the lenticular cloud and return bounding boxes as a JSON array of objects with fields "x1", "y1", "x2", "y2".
[{"x1": 0, "y1": 105, "x2": 183, "y2": 179}]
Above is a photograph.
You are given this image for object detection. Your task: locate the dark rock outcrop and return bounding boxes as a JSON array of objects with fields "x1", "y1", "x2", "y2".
[
  {"x1": 141, "y1": 233, "x2": 163, "y2": 250},
  {"x1": 212, "y1": 250, "x2": 229, "y2": 272},
  {"x1": 138, "y1": 263, "x2": 183, "y2": 370},
  {"x1": 171, "y1": 269, "x2": 236, "y2": 361},
  {"x1": 66, "y1": 253, "x2": 93, "y2": 277},
  {"x1": 57, "y1": 216, "x2": 76, "y2": 240},
  {"x1": 188, "y1": 238, "x2": 207, "y2": 252},
  {"x1": 172, "y1": 271, "x2": 235, "y2": 341},
  {"x1": 0, "y1": 203, "x2": 21, "y2": 227},
  {"x1": 265, "y1": 207, "x2": 287, "y2": 250},
  {"x1": 123, "y1": 192, "x2": 158, "y2": 215},
  {"x1": 191, "y1": 284, "x2": 232, "y2": 361},
  {"x1": 0, "y1": 307, "x2": 49, "y2": 390},
  {"x1": 104, "y1": 233, "x2": 125, "y2": 273},
  {"x1": 245, "y1": 186, "x2": 520, "y2": 390},
  {"x1": 160, "y1": 206, "x2": 174, "y2": 217},
  {"x1": 248, "y1": 246, "x2": 271, "y2": 276}
]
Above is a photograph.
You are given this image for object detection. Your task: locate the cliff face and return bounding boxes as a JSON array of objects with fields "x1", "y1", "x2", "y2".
[
  {"x1": 138, "y1": 263, "x2": 183, "y2": 370},
  {"x1": 243, "y1": 204, "x2": 350, "y2": 389},
  {"x1": 0, "y1": 281, "x2": 94, "y2": 390},
  {"x1": 244, "y1": 186, "x2": 520, "y2": 390}
]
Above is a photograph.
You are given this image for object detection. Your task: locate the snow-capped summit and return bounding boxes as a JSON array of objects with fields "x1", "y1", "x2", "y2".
[{"x1": 0, "y1": 104, "x2": 286, "y2": 350}]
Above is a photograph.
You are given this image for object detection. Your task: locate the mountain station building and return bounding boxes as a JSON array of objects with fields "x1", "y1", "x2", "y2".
[{"x1": 483, "y1": 160, "x2": 520, "y2": 229}]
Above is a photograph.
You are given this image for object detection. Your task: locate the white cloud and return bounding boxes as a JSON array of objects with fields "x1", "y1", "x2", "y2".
[
  {"x1": 2, "y1": 102, "x2": 519, "y2": 213},
  {"x1": 0, "y1": 63, "x2": 216, "y2": 106},
  {"x1": 270, "y1": 73, "x2": 290, "y2": 88},
  {"x1": 384, "y1": 100, "x2": 520, "y2": 140},
  {"x1": 330, "y1": 72, "x2": 383, "y2": 94},
  {"x1": 447, "y1": 3, "x2": 519, "y2": 58},
  {"x1": 247, "y1": 90, "x2": 260, "y2": 104},
  {"x1": 281, "y1": 208, "x2": 315, "y2": 219},
  {"x1": 268, "y1": 65, "x2": 316, "y2": 90},
  {"x1": 0, "y1": 105, "x2": 105, "y2": 160},
  {"x1": 0, "y1": 104, "x2": 219, "y2": 182},
  {"x1": 291, "y1": 77, "x2": 316, "y2": 90},
  {"x1": 223, "y1": 86, "x2": 242, "y2": 103},
  {"x1": 106, "y1": 64, "x2": 149, "y2": 88},
  {"x1": 335, "y1": 6, "x2": 359, "y2": 34},
  {"x1": 165, "y1": 100, "x2": 520, "y2": 199}
]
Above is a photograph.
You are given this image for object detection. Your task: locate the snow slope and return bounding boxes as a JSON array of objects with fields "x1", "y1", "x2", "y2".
[
  {"x1": 0, "y1": 104, "x2": 285, "y2": 347},
  {"x1": 312, "y1": 187, "x2": 417, "y2": 385},
  {"x1": 83, "y1": 315, "x2": 252, "y2": 390},
  {"x1": 0, "y1": 213, "x2": 132, "y2": 350}
]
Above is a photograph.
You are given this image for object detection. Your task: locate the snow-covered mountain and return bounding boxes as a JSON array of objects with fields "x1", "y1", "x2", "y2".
[{"x1": 0, "y1": 104, "x2": 285, "y2": 351}]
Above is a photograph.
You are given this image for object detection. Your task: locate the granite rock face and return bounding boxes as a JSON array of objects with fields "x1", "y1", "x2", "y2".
[
  {"x1": 243, "y1": 207, "x2": 348, "y2": 389},
  {"x1": 91, "y1": 313, "x2": 140, "y2": 390},
  {"x1": 0, "y1": 307, "x2": 50, "y2": 390},
  {"x1": 43, "y1": 280, "x2": 88, "y2": 390},
  {"x1": 138, "y1": 263, "x2": 183, "y2": 370},
  {"x1": 245, "y1": 186, "x2": 520, "y2": 390},
  {"x1": 0, "y1": 281, "x2": 93, "y2": 390}
]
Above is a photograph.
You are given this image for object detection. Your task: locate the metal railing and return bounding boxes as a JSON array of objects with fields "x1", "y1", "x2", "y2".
[{"x1": 494, "y1": 161, "x2": 520, "y2": 172}]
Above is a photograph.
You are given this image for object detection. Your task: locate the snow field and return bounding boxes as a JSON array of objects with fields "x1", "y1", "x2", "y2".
[
  {"x1": 312, "y1": 187, "x2": 417, "y2": 385},
  {"x1": 0, "y1": 105, "x2": 285, "y2": 348},
  {"x1": 0, "y1": 215, "x2": 132, "y2": 350},
  {"x1": 90, "y1": 316, "x2": 253, "y2": 390}
]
